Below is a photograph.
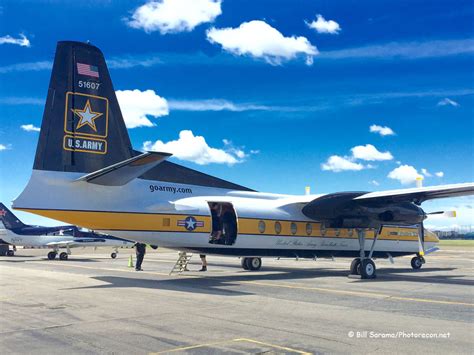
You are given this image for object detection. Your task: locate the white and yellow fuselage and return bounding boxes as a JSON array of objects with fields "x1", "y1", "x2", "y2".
[{"x1": 15, "y1": 170, "x2": 438, "y2": 258}]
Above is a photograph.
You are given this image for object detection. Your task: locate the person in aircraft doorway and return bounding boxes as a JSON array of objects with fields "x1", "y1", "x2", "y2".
[
  {"x1": 134, "y1": 242, "x2": 146, "y2": 271},
  {"x1": 209, "y1": 203, "x2": 223, "y2": 244},
  {"x1": 221, "y1": 206, "x2": 237, "y2": 245}
]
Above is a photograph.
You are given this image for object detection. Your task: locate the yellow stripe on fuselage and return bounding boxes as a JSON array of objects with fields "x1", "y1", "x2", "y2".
[
  {"x1": 16, "y1": 208, "x2": 438, "y2": 242},
  {"x1": 18, "y1": 208, "x2": 211, "y2": 233}
]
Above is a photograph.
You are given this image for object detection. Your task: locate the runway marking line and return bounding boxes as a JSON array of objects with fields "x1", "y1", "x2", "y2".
[
  {"x1": 243, "y1": 280, "x2": 474, "y2": 307},
  {"x1": 25, "y1": 261, "x2": 474, "y2": 307},
  {"x1": 149, "y1": 337, "x2": 310, "y2": 354}
]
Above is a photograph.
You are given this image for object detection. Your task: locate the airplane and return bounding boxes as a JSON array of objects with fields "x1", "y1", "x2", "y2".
[
  {"x1": 11, "y1": 41, "x2": 474, "y2": 278},
  {"x1": 0, "y1": 203, "x2": 134, "y2": 260}
]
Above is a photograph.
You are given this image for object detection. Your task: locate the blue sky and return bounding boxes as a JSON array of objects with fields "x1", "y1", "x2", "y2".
[{"x1": 0, "y1": 0, "x2": 473, "y2": 228}]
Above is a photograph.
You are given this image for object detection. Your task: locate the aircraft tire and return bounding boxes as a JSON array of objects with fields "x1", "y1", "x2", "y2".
[
  {"x1": 247, "y1": 257, "x2": 262, "y2": 271},
  {"x1": 360, "y1": 259, "x2": 376, "y2": 279},
  {"x1": 7, "y1": 250, "x2": 14, "y2": 256},
  {"x1": 111, "y1": 252, "x2": 117, "y2": 259},
  {"x1": 350, "y1": 258, "x2": 361, "y2": 275},
  {"x1": 241, "y1": 257, "x2": 250, "y2": 270},
  {"x1": 411, "y1": 256, "x2": 423, "y2": 270},
  {"x1": 59, "y1": 252, "x2": 68, "y2": 261},
  {"x1": 47, "y1": 251, "x2": 57, "y2": 260}
]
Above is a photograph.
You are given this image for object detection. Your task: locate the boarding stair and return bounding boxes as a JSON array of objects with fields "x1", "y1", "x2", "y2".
[{"x1": 169, "y1": 252, "x2": 193, "y2": 275}]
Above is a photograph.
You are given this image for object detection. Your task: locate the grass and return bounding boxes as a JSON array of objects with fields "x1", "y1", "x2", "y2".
[{"x1": 439, "y1": 239, "x2": 474, "y2": 248}]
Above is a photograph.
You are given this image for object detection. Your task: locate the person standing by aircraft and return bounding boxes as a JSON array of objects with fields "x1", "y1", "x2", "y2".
[
  {"x1": 199, "y1": 254, "x2": 208, "y2": 272},
  {"x1": 135, "y1": 243, "x2": 146, "y2": 271}
]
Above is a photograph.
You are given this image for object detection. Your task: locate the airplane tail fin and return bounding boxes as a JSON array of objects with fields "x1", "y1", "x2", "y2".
[
  {"x1": 34, "y1": 41, "x2": 134, "y2": 174},
  {"x1": 0, "y1": 203, "x2": 26, "y2": 230}
]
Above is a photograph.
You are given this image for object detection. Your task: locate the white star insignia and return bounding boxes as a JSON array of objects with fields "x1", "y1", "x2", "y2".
[
  {"x1": 72, "y1": 100, "x2": 103, "y2": 132},
  {"x1": 186, "y1": 219, "x2": 196, "y2": 230}
]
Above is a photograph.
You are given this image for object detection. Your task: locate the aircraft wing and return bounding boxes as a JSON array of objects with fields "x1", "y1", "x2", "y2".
[
  {"x1": 353, "y1": 182, "x2": 474, "y2": 204},
  {"x1": 46, "y1": 241, "x2": 76, "y2": 247},
  {"x1": 299, "y1": 183, "x2": 474, "y2": 227}
]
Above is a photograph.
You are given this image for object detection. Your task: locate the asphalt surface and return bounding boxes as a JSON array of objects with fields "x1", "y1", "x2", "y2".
[{"x1": 0, "y1": 246, "x2": 473, "y2": 354}]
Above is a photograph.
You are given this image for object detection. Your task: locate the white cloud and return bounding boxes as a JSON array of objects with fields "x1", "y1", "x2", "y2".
[
  {"x1": 21, "y1": 124, "x2": 40, "y2": 132},
  {"x1": 351, "y1": 144, "x2": 393, "y2": 161},
  {"x1": 0, "y1": 144, "x2": 9, "y2": 151},
  {"x1": 421, "y1": 168, "x2": 432, "y2": 177},
  {"x1": 370, "y1": 180, "x2": 380, "y2": 186},
  {"x1": 107, "y1": 55, "x2": 162, "y2": 69},
  {"x1": 206, "y1": 20, "x2": 318, "y2": 66},
  {"x1": 0, "y1": 34, "x2": 30, "y2": 47},
  {"x1": 435, "y1": 171, "x2": 444, "y2": 178},
  {"x1": 0, "y1": 97, "x2": 44, "y2": 105},
  {"x1": 306, "y1": 14, "x2": 341, "y2": 34},
  {"x1": 369, "y1": 124, "x2": 395, "y2": 136},
  {"x1": 0, "y1": 60, "x2": 51, "y2": 74},
  {"x1": 437, "y1": 98, "x2": 459, "y2": 107},
  {"x1": 127, "y1": 0, "x2": 222, "y2": 34},
  {"x1": 320, "y1": 38, "x2": 474, "y2": 60},
  {"x1": 143, "y1": 130, "x2": 248, "y2": 165},
  {"x1": 387, "y1": 165, "x2": 422, "y2": 185},
  {"x1": 321, "y1": 155, "x2": 365, "y2": 172},
  {"x1": 168, "y1": 99, "x2": 278, "y2": 112},
  {"x1": 115, "y1": 89, "x2": 169, "y2": 128}
]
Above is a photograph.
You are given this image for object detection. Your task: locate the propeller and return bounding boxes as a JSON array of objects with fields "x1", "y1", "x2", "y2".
[{"x1": 426, "y1": 211, "x2": 457, "y2": 218}]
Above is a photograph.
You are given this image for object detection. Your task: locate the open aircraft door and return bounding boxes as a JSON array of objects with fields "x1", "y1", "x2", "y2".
[{"x1": 207, "y1": 202, "x2": 238, "y2": 246}]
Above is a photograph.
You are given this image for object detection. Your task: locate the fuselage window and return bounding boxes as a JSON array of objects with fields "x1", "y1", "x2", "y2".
[
  {"x1": 320, "y1": 224, "x2": 327, "y2": 236},
  {"x1": 274, "y1": 221, "x2": 282, "y2": 234},
  {"x1": 306, "y1": 223, "x2": 312, "y2": 236},
  {"x1": 348, "y1": 229, "x2": 354, "y2": 237},
  {"x1": 335, "y1": 229, "x2": 340, "y2": 237},
  {"x1": 258, "y1": 220, "x2": 266, "y2": 233},
  {"x1": 290, "y1": 222, "x2": 297, "y2": 235}
]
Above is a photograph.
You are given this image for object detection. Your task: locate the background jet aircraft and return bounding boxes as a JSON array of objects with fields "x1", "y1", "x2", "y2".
[
  {"x1": 12, "y1": 41, "x2": 474, "y2": 278},
  {"x1": 0, "y1": 203, "x2": 134, "y2": 260}
]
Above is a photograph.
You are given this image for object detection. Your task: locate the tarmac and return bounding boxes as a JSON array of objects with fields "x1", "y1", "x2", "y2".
[{"x1": 0, "y1": 246, "x2": 473, "y2": 354}]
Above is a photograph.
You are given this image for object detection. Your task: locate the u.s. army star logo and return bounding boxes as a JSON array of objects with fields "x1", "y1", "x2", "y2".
[
  {"x1": 63, "y1": 92, "x2": 109, "y2": 154},
  {"x1": 72, "y1": 100, "x2": 103, "y2": 132}
]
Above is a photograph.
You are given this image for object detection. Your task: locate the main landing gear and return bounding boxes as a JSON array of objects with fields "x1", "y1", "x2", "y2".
[
  {"x1": 47, "y1": 247, "x2": 71, "y2": 261},
  {"x1": 349, "y1": 228, "x2": 380, "y2": 279},
  {"x1": 241, "y1": 257, "x2": 262, "y2": 271}
]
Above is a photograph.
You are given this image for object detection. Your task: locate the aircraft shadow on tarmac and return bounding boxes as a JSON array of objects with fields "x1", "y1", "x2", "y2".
[{"x1": 64, "y1": 264, "x2": 473, "y2": 296}]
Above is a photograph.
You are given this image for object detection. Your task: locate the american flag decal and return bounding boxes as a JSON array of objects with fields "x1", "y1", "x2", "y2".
[{"x1": 77, "y1": 63, "x2": 99, "y2": 78}]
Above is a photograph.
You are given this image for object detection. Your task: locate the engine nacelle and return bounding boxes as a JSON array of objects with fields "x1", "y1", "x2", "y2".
[{"x1": 302, "y1": 192, "x2": 426, "y2": 228}]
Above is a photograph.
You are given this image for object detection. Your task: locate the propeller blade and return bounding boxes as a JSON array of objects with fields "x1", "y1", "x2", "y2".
[
  {"x1": 417, "y1": 222, "x2": 425, "y2": 256},
  {"x1": 427, "y1": 210, "x2": 457, "y2": 218}
]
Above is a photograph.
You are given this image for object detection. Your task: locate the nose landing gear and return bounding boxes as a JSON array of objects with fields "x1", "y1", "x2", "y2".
[{"x1": 411, "y1": 255, "x2": 425, "y2": 270}]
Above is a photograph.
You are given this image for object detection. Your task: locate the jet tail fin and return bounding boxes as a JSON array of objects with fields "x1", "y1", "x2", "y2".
[
  {"x1": 76, "y1": 151, "x2": 171, "y2": 186},
  {"x1": 0, "y1": 203, "x2": 26, "y2": 230},
  {"x1": 34, "y1": 41, "x2": 134, "y2": 174}
]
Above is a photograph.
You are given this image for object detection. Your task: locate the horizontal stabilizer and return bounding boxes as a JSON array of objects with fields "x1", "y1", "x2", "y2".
[{"x1": 76, "y1": 152, "x2": 171, "y2": 186}]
